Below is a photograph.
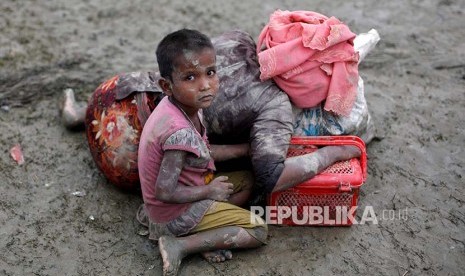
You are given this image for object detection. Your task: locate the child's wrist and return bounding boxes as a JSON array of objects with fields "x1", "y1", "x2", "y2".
[{"x1": 205, "y1": 184, "x2": 214, "y2": 199}]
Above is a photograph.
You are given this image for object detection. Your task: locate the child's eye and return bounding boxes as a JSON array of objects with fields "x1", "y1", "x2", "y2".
[
  {"x1": 185, "y1": 75, "x2": 195, "y2": 81},
  {"x1": 207, "y1": 69, "x2": 216, "y2": 76}
]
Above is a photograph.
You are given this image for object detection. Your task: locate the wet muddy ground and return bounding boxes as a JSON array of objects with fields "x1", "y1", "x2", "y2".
[{"x1": 1, "y1": 0, "x2": 464, "y2": 275}]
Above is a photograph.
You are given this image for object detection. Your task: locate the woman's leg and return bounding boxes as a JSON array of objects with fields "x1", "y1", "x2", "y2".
[{"x1": 272, "y1": 145, "x2": 361, "y2": 192}]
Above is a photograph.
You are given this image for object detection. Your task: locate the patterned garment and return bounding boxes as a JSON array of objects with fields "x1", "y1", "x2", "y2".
[
  {"x1": 85, "y1": 72, "x2": 162, "y2": 190},
  {"x1": 292, "y1": 76, "x2": 375, "y2": 143}
]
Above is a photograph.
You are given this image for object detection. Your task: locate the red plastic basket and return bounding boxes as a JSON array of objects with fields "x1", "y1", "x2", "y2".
[{"x1": 267, "y1": 136, "x2": 367, "y2": 226}]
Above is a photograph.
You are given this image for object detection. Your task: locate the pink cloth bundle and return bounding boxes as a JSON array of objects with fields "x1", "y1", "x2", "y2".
[{"x1": 257, "y1": 10, "x2": 359, "y2": 116}]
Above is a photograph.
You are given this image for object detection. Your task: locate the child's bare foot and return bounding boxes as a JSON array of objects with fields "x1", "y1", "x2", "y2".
[
  {"x1": 159, "y1": 236, "x2": 184, "y2": 276},
  {"x1": 201, "y1": 250, "x2": 233, "y2": 263}
]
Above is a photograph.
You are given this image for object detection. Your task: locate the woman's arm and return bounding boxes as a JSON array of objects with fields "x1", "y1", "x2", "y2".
[
  {"x1": 210, "y1": 143, "x2": 250, "y2": 162},
  {"x1": 155, "y1": 150, "x2": 234, "y2": 203}
]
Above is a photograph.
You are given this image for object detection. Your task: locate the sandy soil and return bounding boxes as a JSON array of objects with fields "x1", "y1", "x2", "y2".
[{"x1": 1, "y1": 0, "x2": 464, "y2": 275}]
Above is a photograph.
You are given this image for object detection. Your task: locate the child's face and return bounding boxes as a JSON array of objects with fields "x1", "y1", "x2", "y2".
[{"x1": 165, "y1": 48, "x2": 219, "y2": 111}]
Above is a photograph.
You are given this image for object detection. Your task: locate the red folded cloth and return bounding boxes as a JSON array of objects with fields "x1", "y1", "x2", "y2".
[{"x1": 257, "y1": 10, "x2": 359, "y2": 116}]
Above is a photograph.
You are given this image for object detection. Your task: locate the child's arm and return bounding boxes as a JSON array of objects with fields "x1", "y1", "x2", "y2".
[
  {"x1": 155, "y1": 150, "x2": 234, "y2": 203},
  {"x1": 210, "y1": 143, "x2": 250, "y2": 162}
]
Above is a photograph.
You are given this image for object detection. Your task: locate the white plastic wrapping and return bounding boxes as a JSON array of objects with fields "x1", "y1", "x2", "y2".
[{"x1": 354, "y1": 29, "x2": 381, "y2": 63}]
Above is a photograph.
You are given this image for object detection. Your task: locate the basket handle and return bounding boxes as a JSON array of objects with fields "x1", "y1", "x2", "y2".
[{"x1": 290, "y1": 136, "x2": 367, "y2": 181}]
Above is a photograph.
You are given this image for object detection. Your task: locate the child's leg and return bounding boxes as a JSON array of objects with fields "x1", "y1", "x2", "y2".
[
  {"x1": 160, "y1": 201, "x2": 267, "y2": 274},
  {"x1": 228, "y1": 188, "x2": 251, "y2": 207},
  {"x1": 272, "y1": 145, "x2": 361, "y2": 192},
  {"x1": 221, "y1": 170, "x2": 253, "y2": 207},
  {"x1": 159, "y1": 225, "x2": 265, "y2": 276}
]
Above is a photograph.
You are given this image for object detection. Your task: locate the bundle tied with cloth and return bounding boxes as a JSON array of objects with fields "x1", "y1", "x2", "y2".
[
  {"x1": 257, "y1": 9, "x2": 360, "y2": 117},
  {"x1": 257, "y1": 10, "x2": 380, "y2": 142}
]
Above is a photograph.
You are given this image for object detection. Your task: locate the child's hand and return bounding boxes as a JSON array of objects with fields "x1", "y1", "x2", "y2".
[{"x1": 208, "y1": 176, "x2": 234, "y2": 201}]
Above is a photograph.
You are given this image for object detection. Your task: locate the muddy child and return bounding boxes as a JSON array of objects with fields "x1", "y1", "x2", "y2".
[{"x1": 136, "y1": 29, "x2": 268, "y2": 276}]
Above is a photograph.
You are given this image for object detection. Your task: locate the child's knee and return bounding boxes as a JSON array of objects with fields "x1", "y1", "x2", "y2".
[
  {"x1": 253, "y1": 224, "x2": 268, "y2": 244},
  {"x1": 249, "y1": 214, "x2": 268, "y2": 244}
]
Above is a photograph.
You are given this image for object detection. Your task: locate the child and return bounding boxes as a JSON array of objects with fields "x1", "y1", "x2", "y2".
[{"x1": 137, "y1": 29, "x2": 267, "y2": 276}]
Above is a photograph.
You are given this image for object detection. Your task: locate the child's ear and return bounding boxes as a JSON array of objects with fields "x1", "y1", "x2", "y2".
[{"x1": 158, "y1": 78, "x2": 173, "y2": 96}]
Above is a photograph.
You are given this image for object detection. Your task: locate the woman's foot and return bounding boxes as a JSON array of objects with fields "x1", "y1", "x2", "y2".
[
  {"x1": 59, "y1": 88, "x2": 87, "y2": 129},
  {"x1": 337, "y1": 145, "x2": 362, "y2": 160},
  {"x1": 158, "y1": 236, "x2": 184, "y2": 276},
  {"x1": 201, "y1": 250, "x2": 233, "y2": 263}
]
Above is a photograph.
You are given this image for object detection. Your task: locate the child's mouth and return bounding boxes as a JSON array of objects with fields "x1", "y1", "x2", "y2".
[{"x1": 200, "y1": 95, "x2": 214, "y2": 102}]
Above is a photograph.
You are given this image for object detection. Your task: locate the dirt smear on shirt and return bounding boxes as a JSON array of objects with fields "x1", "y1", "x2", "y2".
[{"x1": 1, "y1": 0, "x2": 464, "y2": 275}]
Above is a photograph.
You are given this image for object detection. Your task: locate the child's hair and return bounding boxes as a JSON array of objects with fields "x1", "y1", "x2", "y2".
[{"x1": 156, "y1": 29, "x2": 214, "y2": 80}]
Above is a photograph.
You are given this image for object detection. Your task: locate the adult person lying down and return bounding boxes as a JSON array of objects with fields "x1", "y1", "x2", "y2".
[{"x1": 202, "y1": 30, "x2": 362, "y2": 205}]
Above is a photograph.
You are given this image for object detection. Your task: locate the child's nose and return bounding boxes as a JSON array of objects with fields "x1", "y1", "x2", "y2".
[{"x1": 199, "y1": 77, "x2": 211, "y2": 91}]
